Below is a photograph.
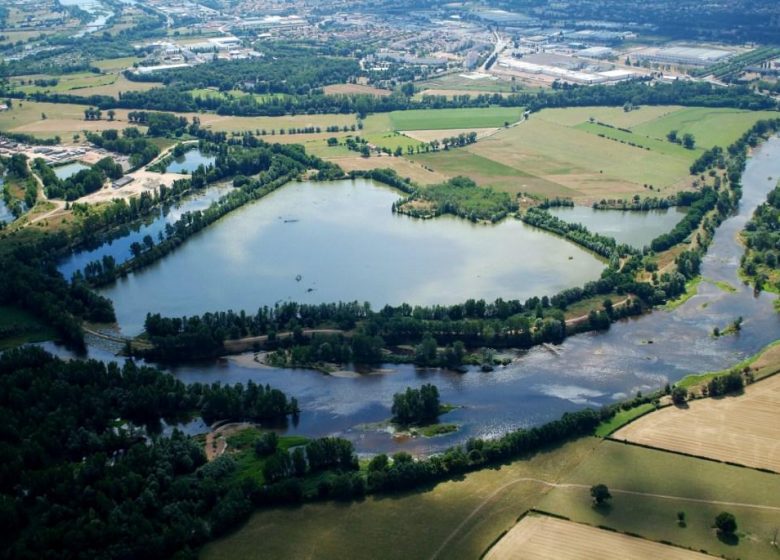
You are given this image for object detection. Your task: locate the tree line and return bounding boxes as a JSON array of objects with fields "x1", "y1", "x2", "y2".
[
  {"x1": 3, "y1": 77, "x2": 775, "y2": 120},
  {"x1": 740, "y1": 182, "x2": 780, "y2": 292}
]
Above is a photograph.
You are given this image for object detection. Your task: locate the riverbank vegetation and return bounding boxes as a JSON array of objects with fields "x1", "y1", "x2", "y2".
[{"x1": 740, "y1": 182, "x2": 780, "y2": 294}]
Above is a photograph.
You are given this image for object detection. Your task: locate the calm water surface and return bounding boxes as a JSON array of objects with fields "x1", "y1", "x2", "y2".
[
  {"x1": 44, "y1": 138, "x2": 780, "y2": 455},
  {"x1": 58, "y1": 182, "x2": 234, "y2": 279},
  {"x1": 166, "y1": 150, "x2": 217, "y2": 174},
  {"x1": 100, "y1": 178, "x2": 606, "y2": 335},
  {"x1": 547, "y1": 206, "x2": 686, "y2": 248},
  {"x1": 53, "y1": 162, "x2": 90, "y2": 180}
]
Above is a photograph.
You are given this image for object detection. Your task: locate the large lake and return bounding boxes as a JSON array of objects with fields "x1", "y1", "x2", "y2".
[{"x1": 100, "y1": 179, "x2": 606, "y2": 334}]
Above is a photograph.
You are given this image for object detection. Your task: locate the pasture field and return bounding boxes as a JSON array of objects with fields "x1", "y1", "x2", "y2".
[
  {"x1": 485, "y1": 514, "x2": 717, "y2": 560},
  {"x1": 632, "y1": 107, "x2": 779, "y2": 149},
  {"x1": 593, "y1": 402, "x2": 656, "y2": 437},
  {"x1": 91, "y1": 57, "x2": 143, "y2": 71},
  {"x1": 67, "y1": 75, "x2": 160, "y2": 98},
  {"x1": 196, "y1": 112, "x2": 358, "y2": 134},
  {"x1": 416, "y1": 73, "x2": 519, "y2": 93},
  {"x1": 12, "y1": 72, "x2": 118, "y2": 95},
  {"x1": 538, "y1": 440, "x2": 780, "y2": 560},
  {"x1": 323, "y1": 83, "x2": 392, "y2": 96},
  {"x1": 536, "y1": 105, "x2": 684, "y2": 128},
  {"x1": 403, "y1": 127, "x2": 498, "y2": 144},
  {"x1": 384, "y1": 107, "x2": 524, "y2": 130},
  {"x1": 326, "y1": 153, "x2": 449, "y2": 185},
  {"x1": 613, "y1": 373, "x2": 780, "y2": 471},
  {"x1": 189, "y1": 89, "x2": 287, "y2": 103},
  {"x1": 201, "y1": 439, "x2": 601, "y2": 560},
  {"x1": 0, "y1": 101, "x2": 139, "y2": 139},
  {"x1": 467, "y1": 118, "x2": 692, "y2": 191},
  {"x1": 575, "y1": 121, "x2": 697, "y2": 158},
  {"x1": 398, "y1": 105, "x2": 774, "y2": 202},
  {"x1": 412, "y1": 149, "x2": 574, "y2": 197}
]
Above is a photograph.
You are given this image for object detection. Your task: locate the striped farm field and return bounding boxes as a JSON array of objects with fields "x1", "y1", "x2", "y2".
[
  {"x1": 613, "y1": 373, "x2": 780, "y2": 472},
  {"x1": 485, "y1": 514, "x2": 717, "y2": 560}
]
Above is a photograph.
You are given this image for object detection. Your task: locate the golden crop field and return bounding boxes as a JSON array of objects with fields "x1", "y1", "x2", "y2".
[
  {"x1": 613, "y1": 373, "x2": 780, "y2": 472},
  {"x1": 486, "y1": 514, "x2": 717, "y2": 560}
]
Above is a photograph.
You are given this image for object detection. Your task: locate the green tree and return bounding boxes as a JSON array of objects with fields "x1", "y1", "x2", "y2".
[
  {"x1": 682, "y1": 133, "x2": 696, "y2": 149},
  {"x1": 714, "y1": 512, "x2": 737, "y2": 534},
  {"x1": 590, "y1": 484, "x2": 612, "y2": 505},
  {"x1": 671, "y1": 386, "x2": 688, "y2": 405}
]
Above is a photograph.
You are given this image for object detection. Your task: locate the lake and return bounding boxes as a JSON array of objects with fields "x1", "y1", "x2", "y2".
[
  {"x1": 166, "y1": 149, "x2": 217, "y2": 174},
  {"x1": 58, "y1": 182, "x2": 234, "y2": 279},
  {"x1": 99, "y1": 178, "x2": 606, "y2": 335},
  {"x1": 546, "y1": 205, "x2": 686, "y2": 248}
]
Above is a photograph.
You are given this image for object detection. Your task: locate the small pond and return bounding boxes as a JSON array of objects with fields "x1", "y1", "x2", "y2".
[
  {"x1": 53, "y1": 162, "x2": 90, "y2": 180},
  {"x1": 166, "y1": 149, "x2": 217, "y2": 174}
]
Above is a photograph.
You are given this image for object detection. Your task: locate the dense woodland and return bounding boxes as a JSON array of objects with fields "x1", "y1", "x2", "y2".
[{"x1": 0, "y1": 347, "x2": 298, "y2": 559}]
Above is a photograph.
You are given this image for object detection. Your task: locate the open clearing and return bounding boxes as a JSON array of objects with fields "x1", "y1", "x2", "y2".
[
  {"x1": 485, "y1": 514, "x2": 716, "y2": 560},
  {"x1": 0, "y1": 101, "x2": 140, "y2": 139},
  {"x1": 538, "y1": 440, "x2": 780, "y2": 560},
  {"x1": 404, "y1": 105, "x2": 772, "y2": 202},
  {"x1": 402, "y1": 127, "x2": 498, "y2": 143},
  {"x1": 201, "y1": 439, "x2": 600, "y2": 560},
  {"x1": 383, "y1": 107, "x2": 525, "y2": 130},
  {"x1": 324, "y1": 153, "x2": 452, "y2": 186},
  {"x1": 416, "y1": 73, "x2": 520, "y2": 94},
  {"x1": 632, "y1": 108, "x2": 779, "y2": 150},
  {"x1": 613, "y1": 373, "x2": 780, "y2": 472},
  {"x1": 323, "y1": 83, "x2": 392, "y2": 96}
]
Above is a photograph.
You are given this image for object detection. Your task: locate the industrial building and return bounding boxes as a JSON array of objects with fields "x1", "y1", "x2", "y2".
[
  {"x1": 496, "y1": 57, "x2": 638, "y2": 85},
  {"x1": 634, "y1": 47, "x2": 734, "y2": 66}
]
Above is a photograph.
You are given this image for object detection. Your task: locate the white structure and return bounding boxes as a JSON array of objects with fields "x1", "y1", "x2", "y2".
[
  {"x1": 496, "y1": 57, "x2": 638, "y2": 85},
  {"x1": 578, "y1": 46, "x2": 613, "y2": 59},
  {"x1": 635, "y1": 47, "x2": 734, "y2": 66}
]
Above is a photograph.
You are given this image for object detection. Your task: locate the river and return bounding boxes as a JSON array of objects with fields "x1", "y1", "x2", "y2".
[{"x1": 42, "y1": 137, "x2": 780, "y2": 455}]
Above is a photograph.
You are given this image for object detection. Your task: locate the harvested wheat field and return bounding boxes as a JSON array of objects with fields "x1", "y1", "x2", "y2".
[
  {"x1": 485, "y1": 514, "x2": 716, "y2": 560},
  {"x1": 613, "y1": 373, "x2": 780, "y2": 472}
]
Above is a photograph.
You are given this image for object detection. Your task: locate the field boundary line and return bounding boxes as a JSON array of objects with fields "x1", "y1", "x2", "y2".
[
  {"x1": 435, "y1": 474, "x2": 780, "y2": 560},
  {"x1": 604, "y1": 438, "x2": 780, "y2": 476}
]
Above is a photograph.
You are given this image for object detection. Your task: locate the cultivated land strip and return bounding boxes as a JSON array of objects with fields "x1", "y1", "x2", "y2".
[
  {"x1": 430, "y1": 476, "x2": 780, "y2": 559},
  {"x1": 484, "y1": 514, "x2": 717, "y2": 560},
  {"x1": 613, "y1": 373, "x2": 780, "y2": 472}
]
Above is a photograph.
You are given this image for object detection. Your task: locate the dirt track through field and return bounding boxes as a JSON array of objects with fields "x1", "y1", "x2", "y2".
[{"x1": 613, "y1": 373, "x2": 780, "y2": 471}]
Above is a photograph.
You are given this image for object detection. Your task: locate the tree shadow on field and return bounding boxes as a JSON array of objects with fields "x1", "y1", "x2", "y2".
[
  {"x1": 716, "y1": 531, "x2": 740, "y2": 546},
  {"x1": 591, "y1": 502, "x2": 613, "y2": 516}
]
